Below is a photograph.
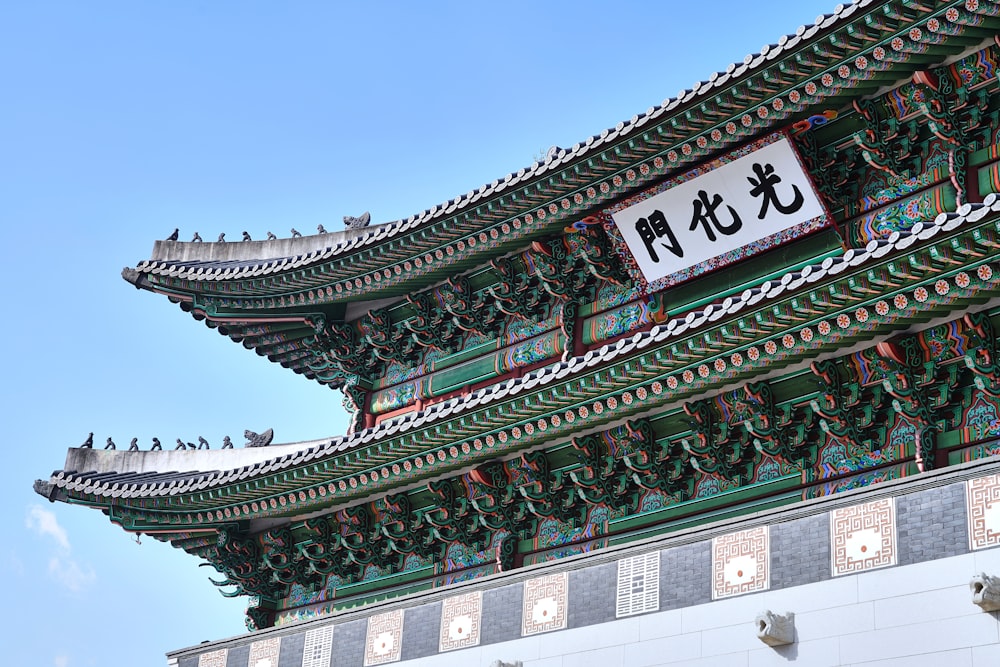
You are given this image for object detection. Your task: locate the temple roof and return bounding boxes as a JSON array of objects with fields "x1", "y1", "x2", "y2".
[
  {"x1": 34, "y1": 2, "x2": 1000, "y2": 630},
  {"x1": 125, "y1": 0, "x2": 991, "y2": 294},
  {"x1": 41, "y1": 194, "x2": 1000, "y2": 510},
  {"x1": 116, "y1": 0, "x2": 1000, "y2": 394},
  {"x1": 129, "y1": 1, "x2": 868, "y2": 286}
]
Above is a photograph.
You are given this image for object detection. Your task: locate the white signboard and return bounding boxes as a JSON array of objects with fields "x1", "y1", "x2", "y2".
[{"x1": 610, "y1": 136, "x2": 825, "y2": 286}]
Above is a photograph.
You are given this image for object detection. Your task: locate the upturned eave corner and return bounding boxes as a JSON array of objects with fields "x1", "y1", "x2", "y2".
[
  {"x1": 121, "y1": 266, "x2": 144, "y2": 289},
  {"x1": 32, "y1": 478, "x2": 57, "y2": 502}
]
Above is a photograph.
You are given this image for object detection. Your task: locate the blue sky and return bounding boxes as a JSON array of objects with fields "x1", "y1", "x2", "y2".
[{"x1": 2, "y1": 2, "x2": 837, "y2": 665}]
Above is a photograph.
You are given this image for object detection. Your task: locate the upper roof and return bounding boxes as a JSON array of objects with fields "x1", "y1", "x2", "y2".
[
  {"x1": 118, "y1": 0, "x2": 1000, "y2": 391},
  {"x1": 127, "y1": 0, "x2": 991, "y2": 295}
]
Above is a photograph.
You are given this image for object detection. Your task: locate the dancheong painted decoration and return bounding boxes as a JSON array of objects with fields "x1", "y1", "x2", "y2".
[{"x1": 35, "y1": 0, "x2": 1000, "y2": 634}]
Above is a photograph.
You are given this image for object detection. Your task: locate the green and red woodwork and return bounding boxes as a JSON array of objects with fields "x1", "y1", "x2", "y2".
[{"x1": 36, "y1": 0, "x2": 1000, "y2": 631}]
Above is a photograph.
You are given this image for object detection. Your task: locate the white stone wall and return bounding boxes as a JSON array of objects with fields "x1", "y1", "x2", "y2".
[{"x1": 393, "y1": 549, "x2": 1000, "y2": 667}]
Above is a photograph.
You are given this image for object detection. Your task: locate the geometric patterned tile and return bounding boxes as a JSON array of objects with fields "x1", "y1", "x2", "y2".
[
  {"x1": 712, "y1": 525, "x2": 769, "y2": 599},
  {"x1": 968, "y1": 474, "x2": 1000, "y2": 550},
  {"x1": 248, "y1": 637, "x2": 280, "y2": 667},
  {"x1": 197, "y1": 649, "x2": 227, "y2": 667},
  {"x1": 522, "y1": 572, "x2": 568, "y2": 636},
  {"x1": 831, "y1": 498, "x2": 896, "y2": 576},
  {"x1": 301, "y1": 626, "x2": 333, "y2": 667},
  {"x1": 616, "y1": 552, "x2": 660, "y2": 617},
  {"x1": 364, "y1": 609, "x2": 404, "y2": 666},
  {"x1": 439, "y1": 590, "x2": 483, "y2": 652}
]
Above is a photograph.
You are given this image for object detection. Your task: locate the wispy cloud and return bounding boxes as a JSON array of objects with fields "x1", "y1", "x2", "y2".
[
  {"x1": 26, "y1": 505, "x2": 69, "y2": 550},
  {"x1": 26, "y1": 505, "x2": 95, "y2": 592},
  {"x1": 54, "y1": 655, "x2": 69, "y2": 667},
  {"x1": 49, "y1": 555, "x2": 96, "y2": 592}
]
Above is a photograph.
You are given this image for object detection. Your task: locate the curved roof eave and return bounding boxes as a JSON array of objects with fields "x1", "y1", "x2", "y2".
[
  {"x1": 46, "y1": 194, "x2": 1000, "y2": 508},
  {"x1": 126, "y1": 0, "x2": 989, "y2": 296}
]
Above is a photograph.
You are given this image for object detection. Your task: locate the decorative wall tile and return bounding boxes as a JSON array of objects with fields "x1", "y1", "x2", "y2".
[
  {"x1": 364, "y1": 609, "x2": 404, "y2": 666},
  {"x1": 712, "y1": 525, "x2": 769, "y2": 599},
  {"x1": 301, "y1": 625, "x2": 333, "y2": 667},
  {"x1": 968, "y1": 474, "x2": 1000, "y2": 550},
  {"x1": 439, "y1": 590, "x2": 483, "y2": 652},
  {"x1": 522, "y1": 572, "x2": 568, "y2": 635},
  {"x1": 248, "y1": 637, "x2": 280, "y2": 667},
  {"x1": 831, "y1": 498, "x2": 896, "y2": 576},
  {"x1": 197, "y1": 649, "x2": 227, "y2": 667},
  {"x1": 616, "y1": 552, "x2": 660, "y2": 617}
]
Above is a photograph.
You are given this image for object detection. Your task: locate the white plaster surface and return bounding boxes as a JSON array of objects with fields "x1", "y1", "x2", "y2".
[
  {"x1": 62, "y1": 438, "x2": 325, "y2": 474},
  {"x1": 972, "y1": 642, "x2": 1000, "y2": 666},
  {"x1": 846, "y1": 647, "x2": 973, "y2": 667},
  {"x1": 748, "y1": 636, "x2": 841, "y2": 667}
]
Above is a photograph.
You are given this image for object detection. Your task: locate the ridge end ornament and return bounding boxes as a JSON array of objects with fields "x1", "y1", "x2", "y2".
[
  {"x1": 344, "y1": 211, "x2": 371, "y2": 229},
  {"x1": 244, "y1": 429, "x2": 274, "y2": 448}
]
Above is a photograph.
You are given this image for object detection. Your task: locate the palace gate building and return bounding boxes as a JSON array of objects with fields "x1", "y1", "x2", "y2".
[{"x1": 35, "y1": 1, "x2": 1000, "y2": 665}]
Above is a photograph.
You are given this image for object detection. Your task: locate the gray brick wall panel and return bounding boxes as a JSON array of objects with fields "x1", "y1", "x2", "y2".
[
  {"x1": 178, "y1": 657, "x2": 199, "y2": 667},
  {"x1": 276, "y1": 631, "x2": 304, "y2": 667},
  {"x1": 225, "y1": 644, "x2": 248, "y2": 667},
  {"x1": 567, "y1": 562, "x2": 617, "y2": 627},
  {"x1": 771, "y1": 513, "x2": 831, "y2": 589},
  {"x1": 661, "y1": 541, "x2": 711, "y2": 610},
  {"x1": 481, "y1": 582, "x2": 523, "y2": 644},
  {"x1": 400, "y1": 601, "x2": 442, "y2": 661},
  {"x1": 896, "y1": 482, "x2": 969, "y2": 566},
  {"x1": 331, "y1": 619, "x2": 367, "y2": 667}
]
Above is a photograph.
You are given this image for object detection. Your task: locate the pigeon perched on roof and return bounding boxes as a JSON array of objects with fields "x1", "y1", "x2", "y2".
[
  {"x1": 151, "y1": 437, "x2": 162, "y2": 450},
  {"x1": 222, "y1": 436, "x2": 233, "y2": 449},
  {"x1": 105, "y1": 437, "x2": 115, "y2": 450},
  {"x1": 242, "y1": 231, "x2": 252, "y2": 241},
  {"x1": 175, "y1": 439, "x2": 186, "y2": 450},
  {"x1": 344, "y1": 212, "x2": 371, "y2": 230},
  {"x1": 192, "y1": 232, "x2": 203, "y2": 242},
  {"x1": 217, "y1": 232, "x2": 226, "y2": 242},
  {"x1": 266, "y1": 231, "x2": 276, "y2": 240},
  {"x1": 198, "y1": 436, "x2": 210, "y2": 450},
  {"x1": 317, "y1": 224, "x2": 328, "y2": 234},
  {"x1": 81, "y1": 433, "x2": 93, "y2": 448},
  {"x1": 166, "y1": 228, "x2": 179, "y2": 241},
  {"x1": 128, "y1": 438, "x2": 139, "y2": 451},
  {"x1": 290, "y1": 228, "x2": 302, "y2": 237}
]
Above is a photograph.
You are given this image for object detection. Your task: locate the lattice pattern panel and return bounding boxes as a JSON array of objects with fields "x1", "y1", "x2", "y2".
[
  {"x1": 712, "y1": 525, "x2": 769, "y2": 599},
  {"x1": 522, "y1": 572, "x2": 568, "y2": 636},
  {"x1": 968, "y1": 474, "x2": 1000, "y2": 550},
  {"x1": 364, "y1": 609, "x2": 404, "y2": 666},
  {"x1": 831, "y1": 498, "x2": 896, "y2": 576},
  {"x1": 439, "y1": 590, "x2": 483, "y2": 652},
  {"x1": 197, "y1": 649, "x2": 227, "y2": 667},
  {"x1": 616, "y1": 552, "x2": 660, "y2": 617},
  {"x1": 248, "y1": 637, "x2": 280, "y2": 667},
  {"x1": 301, "y1": 626, "x2": 333, "y2": 667}
]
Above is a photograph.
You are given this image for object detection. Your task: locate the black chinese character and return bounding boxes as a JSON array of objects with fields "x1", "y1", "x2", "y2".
[
  {"x1": 689, "y1": 190, "x2": 742, "y2": 242},
  {"x1": 747, "y1": 162, "x2": 804, "y2": 219},
  {"x1": 635, "y1": 209, "x2": 683, "y2": 263}
]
